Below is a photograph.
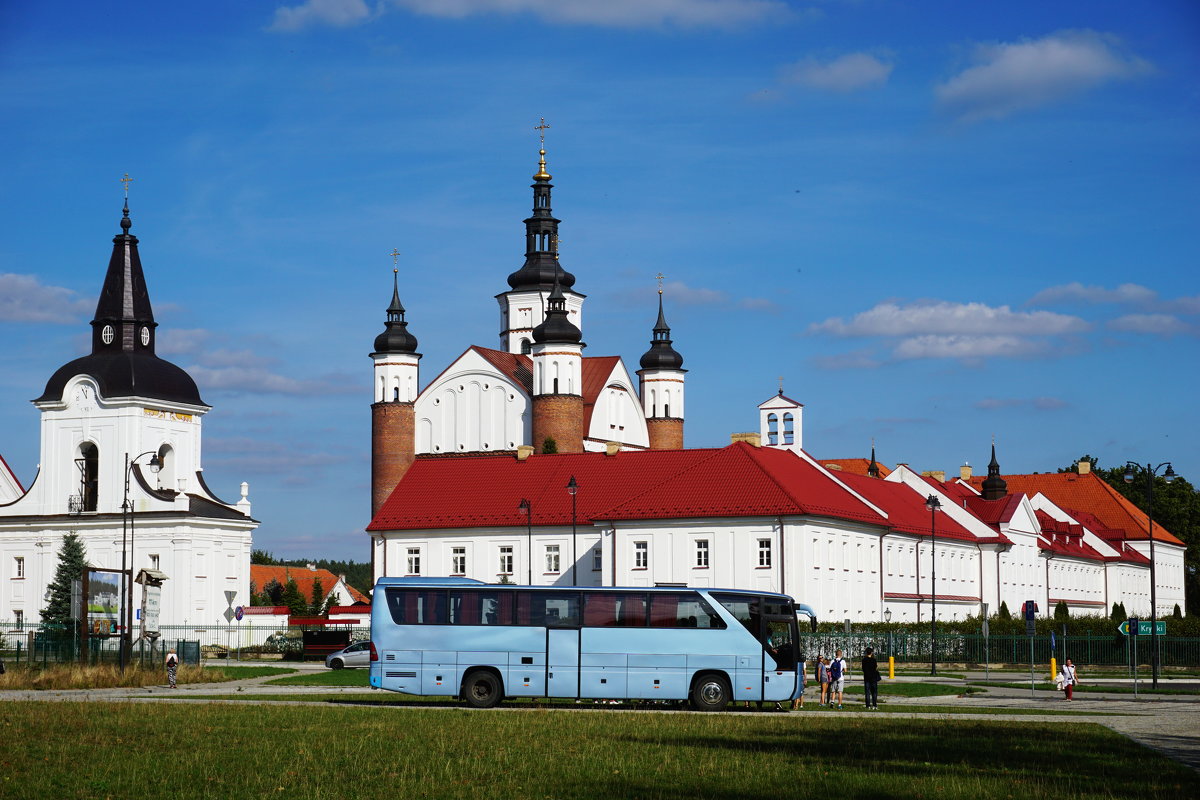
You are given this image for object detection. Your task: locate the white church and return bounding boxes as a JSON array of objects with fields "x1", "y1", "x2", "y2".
[
  {"x1": 0, "y1": 198, "x2": 257, "y2": 631},
  {"x1": 366, "y1": 144, "x2": 1186, "y2": 623}
]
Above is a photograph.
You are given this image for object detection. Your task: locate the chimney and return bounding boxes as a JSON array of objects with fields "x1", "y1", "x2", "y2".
[
  {"x1": 731, "y1": 432, "x2": 761, "y2": 447},
  {"x1": 306, "y1": 562, "x2": 316, "y2": 571},
  {"x1": 1077, "y1": 460, "x2": 1091, "y2": 475},
  {"x1": 605, "y1": 441, "x2": 620, "y2": 457},
  {"x1": 516, "y1": 445, "x2": 534, "y2": 462},
  {"x1": 960, "y1": 463, "x2": 972, "y2": 480},
  {"x1": 921, "y1": 470, "x2": 946, "y2": 483}
]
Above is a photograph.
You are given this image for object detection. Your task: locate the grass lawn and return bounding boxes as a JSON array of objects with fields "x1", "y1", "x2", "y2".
[
  {"x1": 968, "y1": 681, "x2": 1200, "y2": 696},
  {"x1": 265, "y1": 668, "x2": 368, "y2": 687},
  {"x1": 1, "y1": 702, "x2": 1192, "y2": 799},
  {"x1": 842, "y1": 683, "x2": 980, "y2": 698}
]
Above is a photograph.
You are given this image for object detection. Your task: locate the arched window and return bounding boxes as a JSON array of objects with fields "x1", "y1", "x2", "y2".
[
  {"x1": 157, "y1": 444, "x2": 175, "y2": 493},
  {"x1": 782, "y1": 413, "x2": 794, "y2": 445},
  {"x1": 520, "y1": 338, "x2": 532, "y2": 355},
  {"x1": 393, "y1": 386, "x2": 400, "y2": 401},
  {"x1": 767, "y1": 413, "x2": 779, "y2": 446},
  {"x1": 77, "y1": 442, "x2": 99, "y2": 512}
]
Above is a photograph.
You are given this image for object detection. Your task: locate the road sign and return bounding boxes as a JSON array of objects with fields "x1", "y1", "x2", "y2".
[
  {"x1": 1025, "y1": 619, "x2": 1035, "y2": 636},
  {"x1": 223, "y1": 607, "x2": 235, "y2": 623},
  {"x1": 235, "y1": 605, "x2": 244, "y2": 622},
  {"x1": 225, "y1": 590, "x2": 237, "y2": 605},
  {"x1": 1022, "y1": 600, "x2": 1038, "y2": 621},
  {"x1": 1118, "y1": 620, "x2": 1166, "y2": 636}
]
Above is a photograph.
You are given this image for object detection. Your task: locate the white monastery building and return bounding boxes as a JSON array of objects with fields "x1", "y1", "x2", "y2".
[
  {"x1": 0, "y1": 198, "x2": 257, "y2": 629},
  {"x1": 366, "y1": 144, "x2": 1185, "y2": 623}
]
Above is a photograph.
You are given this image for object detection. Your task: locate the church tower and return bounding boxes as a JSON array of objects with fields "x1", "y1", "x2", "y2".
[
  {"x1": 529, "y1": 272, "x2": 584, "y2": 453},
  {"x1": 370, "y1": 266, "x2": 421, "y2": 516},
  {"x1": 981, "y1": 442, "x2": 1008, "y2": 501},
  {"x1": 497, "y1": 124, "x2": 585, "y2": 354},
  {"x1": 637, "y1": 284, "x2": 685, "y2": 449}
]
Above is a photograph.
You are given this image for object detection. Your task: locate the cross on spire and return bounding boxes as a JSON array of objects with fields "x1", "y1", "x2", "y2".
[
  {"x1": 553, "y1": 235, "x2": 561, "y2": 258},
  {"x1": 120, "y1": 173, "x2": 133, "y2": 198},
  {"x1": 778, "y1": 376, "x2": 784, "y2": 396},
  {"x1": 534, "y1": 117, "x2": 551, "y2": 147},
  {"x1": 656, "y1": 272, "x2": 665, "y2": 294},
  {"x1": 389, "y1": 248, "x2": 401, "y2": 269}
]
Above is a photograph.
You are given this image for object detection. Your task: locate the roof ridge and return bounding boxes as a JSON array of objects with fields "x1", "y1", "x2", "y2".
[{"x1": 589, "y1": 445, "x2": 754, "y2": 520}]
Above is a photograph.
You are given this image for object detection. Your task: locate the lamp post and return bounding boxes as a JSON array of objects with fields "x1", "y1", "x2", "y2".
[
  {"x1": 1123, "y1": 461, "x2": 1177, "y2": 690},
  {"x1": 566, "y1": 476, "x2": 578, "y2": 586},
  {"x1": 925, "y1": 494, "x2": 941, "y2": 676},
  {"x1": 518, "y1": 498, "x2": 533, "y2": 585},
  {"x1": 121, "y1": 450, "x2": 161, "y2": 672},
  {"x1": 884, "y1": 607, "x2": 893, "y2": 658}
]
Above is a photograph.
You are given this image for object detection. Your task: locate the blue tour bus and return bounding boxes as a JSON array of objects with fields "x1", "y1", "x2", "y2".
[{"x1": 369, "y1": 577, "x2": 801, "y2": 710}]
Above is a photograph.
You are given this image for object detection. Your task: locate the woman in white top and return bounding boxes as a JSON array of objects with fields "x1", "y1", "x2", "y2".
[
  {"x1": 165, "y1": 649, "x2": 179, "y2": 689},
  {"x1": 1060, "y1": 658, "x2": 1079, "y2": 701}
]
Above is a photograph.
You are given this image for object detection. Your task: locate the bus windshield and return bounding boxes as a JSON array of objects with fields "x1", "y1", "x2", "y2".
[{"x1": 711, "y1": 592, "x2": 798, "y2": 670}]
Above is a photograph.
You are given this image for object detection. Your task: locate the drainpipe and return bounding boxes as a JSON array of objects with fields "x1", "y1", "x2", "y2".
[
  {"x1": 974, "y1": 542, "x2": 985, "y2": 616},
  {"x1": 610, "y1": 523, "x2": 617, "y2": 587},
  {"x1": 777, "y1": 516, "x2": 786, "y2": 595},
  {"x1": 878, "y1": 530, "x2": 891, "y2": 617},
  {"x1": 915, "y1": 538, "x2": 922, "y2": 623}
]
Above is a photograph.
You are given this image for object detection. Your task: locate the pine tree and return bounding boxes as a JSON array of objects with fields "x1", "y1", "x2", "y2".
[
  {"x1": 997, "y1": 601, "x2": 1011, "y2": 620},
  {"x1": 281, "y1": 578, "x2": 307, "y2": 615},
  {"x1": 310, "y1": 577, "x2": 329, "y2": 616},
  {"x1": 261, "y1": 579, "x2": 284, "y2": 606},
  {"x1": 41, "y1": 532, "x2": 88, "y2": 625},
  {"x1": 1054, "y1": 601, "x2": 1070, "y2": 620}
]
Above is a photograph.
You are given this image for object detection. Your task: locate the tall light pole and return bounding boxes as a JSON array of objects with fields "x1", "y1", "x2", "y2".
[
  {"x1": 925, "y1": 494, "x2": 941, "y2": 676},
  {"x1": 1123, "y1": 461, "x2": 1176, "y2": 690},
  {"x1": 884, "y1": 607, "x2": 893, "y2": 658},
  {"x1": 121, "y1": 450, "x2": 160, "y2": 672},
  {"x1": 566, "y1": 476, "x2": 578, "y2": 586},
  {"x1": 518, "y1": 498, "x2": 533, "y2": 585}
]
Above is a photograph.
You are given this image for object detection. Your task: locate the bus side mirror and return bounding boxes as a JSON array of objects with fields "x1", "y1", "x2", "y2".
[{"x1": 810, "y1": 618, "x2": 818, "y2": 634}]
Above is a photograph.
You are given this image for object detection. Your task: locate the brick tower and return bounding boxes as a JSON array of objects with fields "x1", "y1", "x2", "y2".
[
  {"x1": 637, "y1": 286, "x2": 685, "y2": 449},
  {"x1": 370, "y1": 268, "x2": 420, "y2": 516},
  {"x1": 530, "y1": 271, "x2": 584, "y2": 454}
]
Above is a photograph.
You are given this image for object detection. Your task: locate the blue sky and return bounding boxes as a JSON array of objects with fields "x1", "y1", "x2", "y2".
[{"x1": 1, "y1": 1, "x2": 1197, "y2": 561}]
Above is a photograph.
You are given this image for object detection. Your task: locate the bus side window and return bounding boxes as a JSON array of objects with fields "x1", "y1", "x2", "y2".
[{"x1": 388, "y1": 589, "x2": 447, "y2": 624}]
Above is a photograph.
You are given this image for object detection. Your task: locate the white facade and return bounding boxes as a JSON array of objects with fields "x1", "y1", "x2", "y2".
[{"x1": 498, "y1": 288, "x2": 584, "y2": 354}]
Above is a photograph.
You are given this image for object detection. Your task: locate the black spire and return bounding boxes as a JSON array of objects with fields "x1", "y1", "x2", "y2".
[
  {"x1": 867, "y1": 444, "x2": 880, "y2": 478},
  {"x1": 639, "y1": 291, "x2": 684, "y2": 371},
  {"x1": 981, "y1": 442, "x2": 1008, "y2": 501},
  {"x1": 372, "y1": 270, "x2": 419, "y2": 355},
  {"x1": 531, "y1": 272, "x2": 582, "y2": 344},
  {"x1": 90, "y1": 197, "x2": 156, "y2": 355},
  {"x1": 37, "y1": 192, "x2": 204, "y2": 406},
  {"x1": 506, "y1": 145, "x2": 576, "y2": 292}
]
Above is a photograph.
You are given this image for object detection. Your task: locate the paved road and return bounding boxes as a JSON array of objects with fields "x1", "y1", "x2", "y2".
[{"x1": 3, "y1": 665, "x2": 1196, "y2": 772}]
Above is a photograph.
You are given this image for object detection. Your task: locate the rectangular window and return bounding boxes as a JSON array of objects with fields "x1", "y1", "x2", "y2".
[
  {"x1": 634, "y1": 541, "x2": 648, "y2": 570},
  {"x1": 150, "y1": 554, "x2": 160, "y2": 570},
  {"x1": 695, "y1": 540, "x2": 709, "y2": 569},
  {"x1": 545, "y1": 544, "x2": 560, "y2": 574},
  {"x1": 14, "y1": 610, "x2": 24, "y2": 628},
  {"x1": 406, "y1": 548, "x2": 421, "y2": 576},
  {"x1": 757, "y1": 539, "x2": 772, "y2": 568},
  {"x1": 14, "y1": 556, "x2": 24, "y2": 579},
  {"x1": 385, "y1": 588, "x2": 446, "y2": 625},
  {"x1": 451, "y1": 547, "x2": 466, "y2": 575},
  {"x1": 583, "y1": 592, "x2": 649, "y2": 627},
  {"x1": 450, "y1": 590, "x2": 513, "y2": 625},
  {"x1": 499, "y1": 546, "x2": 513, "y2": 576},
  {"x1": 592, "y1": 547, "x2": 602, "y2": 571}
]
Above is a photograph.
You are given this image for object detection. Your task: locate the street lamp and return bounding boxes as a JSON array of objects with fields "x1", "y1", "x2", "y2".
[
  {"x1": 884, "y1": 607, "x2": 893, "y2": 658},
  {"x1": 518, "y1": 498, "x2": 533, "y2": 585},
  {"x1": 925, "y1": 494, "x2": 941, "y2": 676},
  {"x1": 1123, "y1": 461, "x2": 1177, "y2": 690},
  {"x1": 121, "y1": 450, "x2": 161, "y2": 672},
  {"x1": 566, "y1": 476, "x2": 578, "y2": 586}
]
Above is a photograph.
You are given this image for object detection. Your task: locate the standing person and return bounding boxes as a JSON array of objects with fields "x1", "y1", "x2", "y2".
[
  {"x1": 861, "y1": 646, "x2": 882, "y2": 710},
  {"x1": 829, "y1": 649, "x2": 848, "y2": 709},
  {"x1": 165, "y1": 649, "x2": 179, "y2": 689},
  {"x1": 1060, "y1": 658, "x2": 1079, "y2": 701},
  {"x1": 817, "y1": 656, "x2": 830, "y2": 706},
  {"x1": 791, "y1": 654, "x2": 807, "y2": 711}
]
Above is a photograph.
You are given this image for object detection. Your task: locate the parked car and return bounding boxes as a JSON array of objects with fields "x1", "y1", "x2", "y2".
[{"x1": 325, "y1": 640, "x2": 372, "y2": 670}]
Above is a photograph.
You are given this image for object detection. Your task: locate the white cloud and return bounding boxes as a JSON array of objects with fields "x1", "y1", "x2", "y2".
[
  {"x1": 892, "y1": 335, "x2": 1049, "y2": 361},
  {"x1": 1106, "y1": 313, "x2": 1190, "y2": 337},
  {"x1": 156, "y1": 328, "x2": 213, "y2": 356},
  {"x1": 738, "y1": 297, "x2": 781, "y2": 313},
  {"x1": 809, "y1": 300, "x2": 1089, "y2": 337},
  {"x1": 783, "y1": 52, "x2": 893, "y2": 92},
  {"x1": 811, "y1": 348, "x2": 883, "y2": 370},
  {"x1": 186, "y1": 365, "x2": 361, "y2": 396},
  {"x1": 0, "y1": 273, "x2": 92, "y2": 324},
  {"x1": 269, "y1": 0, "x2": 372, "y2": 32},
  {"x1": 270, "y1": 0, "x2": 785, "y2": 31},
  {"x1": 936, "y1": 30, "x2": 1152, "y2": 123},
  {"x1": 1027, "y1": 281, "x2": 1158, "y2": 308},
  {"x1": 662, "y1": 280, "x2": 728, "y2": 306}
]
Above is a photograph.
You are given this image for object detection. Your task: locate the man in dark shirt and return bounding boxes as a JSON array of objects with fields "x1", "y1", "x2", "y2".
[{"x1": 861, "y1": 646, "x2": 882, "y2": 709}]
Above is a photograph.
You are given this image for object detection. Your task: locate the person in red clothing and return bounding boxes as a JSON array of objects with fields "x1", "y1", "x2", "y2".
[{"x1": 1059, "y1": 658, "x2": 1079, "y2": 700}]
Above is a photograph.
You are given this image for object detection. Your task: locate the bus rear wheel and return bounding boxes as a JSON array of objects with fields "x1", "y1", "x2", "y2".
[
  {"x1": 462, "y1": 670, "x2": 503, "y2": 709},
  {"x1": 691, "y1": 673, "x2": 731, "y2": 712}
]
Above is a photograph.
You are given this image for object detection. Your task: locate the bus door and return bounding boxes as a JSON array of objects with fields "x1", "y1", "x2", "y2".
[
  {"x1": 547, "y1": 628, "x2": 579, "y2": 698},
  {"x1": 762, "y1": 604, "x2": 800, "y2": 703}
]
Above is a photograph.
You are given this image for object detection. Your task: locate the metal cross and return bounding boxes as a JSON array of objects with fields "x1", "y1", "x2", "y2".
[
  {"x1": 778, "y1": 376, "x2": 785, "y2": 394},
  {"x1": 534, "y1": 117, "x2": 551, "y2": 147},
  {"x1": 656, "y1": 272, "x2": 665, "y2": 294},
  {"x1": 553, "y1": 235, "x2": 562, "y2": 258},
  {"x1": 389, "y1": 248, "x2": 401, "y2": 269},
  {"x1": 121, "y1": 173, "x2": 133, "y2": 197}
]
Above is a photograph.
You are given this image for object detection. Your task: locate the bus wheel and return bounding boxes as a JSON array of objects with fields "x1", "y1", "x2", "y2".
[
  {"x1": 691, "y1": 673, "x2": 731, "y2": 712},
  {"x1": 462, "y1": 670, "x2": 503, "y2": 709}
]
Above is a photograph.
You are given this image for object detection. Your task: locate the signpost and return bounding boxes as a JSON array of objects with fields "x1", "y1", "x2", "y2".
[
  {"x1": 981, "y1": 602, "x2": 990, "y2": 681},
  {"x1": 1127, "y1": 618, "x2": 1139, "y2": 698},
  {"x1": 235, "y1": 605, "x2": 244, "y2": 661},
  {"x1": 1118, "y1": 620, "x2": 1166, "y2": 636},
  {"x1": 1024, "y1": 600, "x2": 1038, "y2": 698}
]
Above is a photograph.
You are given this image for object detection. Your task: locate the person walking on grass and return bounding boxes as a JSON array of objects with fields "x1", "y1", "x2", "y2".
[
  {"x1": 829, "y1": 649, "x2": 848, "y2": 709},
  {"x1": 1059, "y1": 658, "x2": 1079, "y2": 701},
  {"x1": 165, "y1": 649, "x2": 179, "y2": 689},
  {"x1": 790, "y1": 654, "x2": 807, "y2": 711},
  {"x1": 817, "y1": 656, "x2": 831, "y2": 706},
  {"x1": 861, "y1": 646, "x2": 881, "y2": 710}
]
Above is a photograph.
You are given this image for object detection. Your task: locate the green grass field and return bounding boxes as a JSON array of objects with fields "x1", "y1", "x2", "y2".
[{"x1": 0, "y1": 702, "x2": 1192, "y2": 799}]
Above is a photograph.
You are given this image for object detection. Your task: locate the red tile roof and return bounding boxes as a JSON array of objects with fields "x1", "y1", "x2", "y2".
[
  {"x1": 249, "y1": 565, "x2": 369, "y2": 604},
  {"x1": 1034, "y1": 510, "x2": 1109, "y2": 562},
  {"x1": 838, "y1": 472, "x2": 982, "y2": 542},
  {"x1": 819, "y1": 458, "x2": 892, "y2": 478},
  {"x1": 970, "y1": 472, "x2": 1182, "y2": 546}
]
